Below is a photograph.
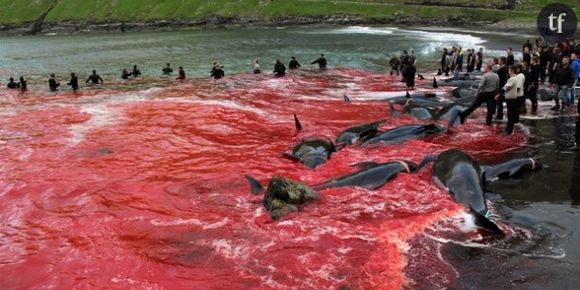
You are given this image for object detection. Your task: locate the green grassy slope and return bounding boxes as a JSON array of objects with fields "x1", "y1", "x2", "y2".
[{"x1": 0, "y1": 0, "x2": 577, "y2": 25}]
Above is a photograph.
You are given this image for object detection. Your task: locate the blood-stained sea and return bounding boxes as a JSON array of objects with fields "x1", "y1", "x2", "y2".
[{"x1": 0, "y1": 68, "x2": 528, "y2": 289}]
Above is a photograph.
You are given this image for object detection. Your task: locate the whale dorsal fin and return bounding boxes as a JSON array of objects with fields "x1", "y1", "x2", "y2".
[
  {"x1": 245, "y1": 175, "x2": 263, "y2": 195},
  {"x1": 294, "y1": 113, "x2": 303, "y2": 131},
  {"x1": 343, "y1": 94, "x2": 351, "y2": 103},
  {"x1": 406, "y1": 91, "x2": 411, "y2": 99},
  {"x1": 433, "y1": 78, "x2": 438, "y2": 89}
]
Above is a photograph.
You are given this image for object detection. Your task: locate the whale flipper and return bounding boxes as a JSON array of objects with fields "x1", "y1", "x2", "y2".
[
  {"x1": 470, "y1": 206, "x2": 505, "y2": 237},
  {"x1": 245, "y1": 175, "x2": 264, "y2": 195},
  {"x1": 294, "y1": 113, "x2": 302, "y2": 131}
]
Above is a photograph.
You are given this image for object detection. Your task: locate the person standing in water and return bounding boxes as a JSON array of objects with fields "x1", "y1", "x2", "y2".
[
  {"x1": 6, "y1": 77, "x2": 19, "y2": 89},
  {"x1": 176, "y1": 66, "x2": 186, "y2": 80},
  {"x1": 211, "y1": 62, "x2": 225, "y2": 79},
  {"x1": 132, "y1": 65, "x2": 142, "y2": 78},
  {"x1": 459, "y1": 64, "x2": 499, "y2": 126},
  {"x1": 86, "y1": 70, "x2": 104, "y2": 84},
  {"x1": 495, "y1": 57, "x2": 509, "y2": 120},
  {"x1": 311, "y1": 54, "x2": 327, "y2": 69},
  {"x1": 48, "y1": 74, "x2": 60, "y2": 92},
  {"x1": 391, "y1": 55, "x2": 401, "y2": 76},
  {"x1": 404, "y1": 61, "x2": 416, "y2": 90},
  {"x1": 67, "y1": 73, "x2": 79, "y2": 91},
  {"x1": 497, "y1": 65, "x2": 519, "y2": 135},
  {"x1": 121, "y1": 69, "x2": 131, "y2": 79},
  {"x1": 162, "y1": 63, "x2": 173, "y2": 75},
  {"x1": 19, "y1": 77, "x2": 27, "y2": 91},
  {"x1": 273, "y1": 59, "x2": 286, "y2": 76},
  {"x1": 253, "y1": 58, "x2": 261, "y2": 74},
  {"x1": 476, "y1": 48, "x2": 484, "y2": 71},
  {"x1": 289, "y1": 56, "x2": 301, "y2": 70}
]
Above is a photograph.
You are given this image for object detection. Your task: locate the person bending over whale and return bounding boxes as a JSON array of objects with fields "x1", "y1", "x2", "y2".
[
  {"x1": 48, "y1": 74, "x2": 60, "y2": 92},
  {"x1": 86, "y1": 70, "x2": 104, "y2": 84},
  {"x1": 67, "y1": 73, "x2": 79, "y2": 91},
  {"x1": 457, "y1": 64, "x2": 499, "y2": 125},
  {"x1": 314, "y1": 160, "x2": 417, "y2": 190}
]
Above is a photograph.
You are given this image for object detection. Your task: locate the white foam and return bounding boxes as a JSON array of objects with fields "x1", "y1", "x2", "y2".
[
  {"x1": 150, "y1": 217, "x2": 228, "y2": 229},
  {"x1": 68, "y1": 103, "x2": 120, "y2": 145},
  {"x1": 331, "y1": 26, "x2": 397, "y2": 35}
]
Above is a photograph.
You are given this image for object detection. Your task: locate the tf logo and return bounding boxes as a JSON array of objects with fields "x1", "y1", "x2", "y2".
[{"x1": 537, "y1": 3, "x2": 577, "y2": 43}]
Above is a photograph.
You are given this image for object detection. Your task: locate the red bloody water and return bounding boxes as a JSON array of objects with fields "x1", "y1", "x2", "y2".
[{"x1": 0, "y1": 68, "x2": 527, "y2": 289}]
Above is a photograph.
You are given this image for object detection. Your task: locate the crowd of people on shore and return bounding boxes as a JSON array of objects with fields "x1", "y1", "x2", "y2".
[{"x1": 451, "y1": 37, "x2": 580, "y2": 134}]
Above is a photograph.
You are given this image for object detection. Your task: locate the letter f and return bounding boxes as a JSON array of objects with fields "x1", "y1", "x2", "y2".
[{"x1": 557, "y1": 13, "x2": 567, "y2": 33}]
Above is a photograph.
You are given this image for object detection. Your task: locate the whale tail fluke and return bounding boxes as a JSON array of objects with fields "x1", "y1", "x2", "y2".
[
  {"x1": 294, "y1": 113, "x2": 303, "y2": 131},
  {"x1": 343, "y1": 94, "x2": 351, "y2": 103},
  {"x1": 245, "y1": 175, "x2": 264, "y2": 195},
  {"x1": 470, "y1": 206, "x2": 505, "y2": 237}
]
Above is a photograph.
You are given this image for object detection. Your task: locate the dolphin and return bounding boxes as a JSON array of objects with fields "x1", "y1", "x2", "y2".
[
  {"x1": 285, "y1": 138, "x2": 337, "y2": 169},
  {"x1": 481, "y1": 158, "x2": 542, "y2": 182},
  {"x1": 314, "y1": 160, "x2": 417, "y2": 190},
  {"x1": 335, "y1": 120, "x2": 386, "y2": 146},
  {"x1": 362, "y1": 124, "x2": 445, "y2": 146},
  {"x1": 419, "y1": 149, "x2": 504, "y2": 236}
]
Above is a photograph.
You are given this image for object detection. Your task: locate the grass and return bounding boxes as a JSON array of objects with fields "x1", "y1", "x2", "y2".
[{"x1": 0, "y1": 0, "x2": 577, "y2": 25}]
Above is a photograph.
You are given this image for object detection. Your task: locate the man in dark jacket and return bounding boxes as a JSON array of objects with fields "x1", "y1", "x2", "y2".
[
  {"x1": 289, "y1": 56, "x2": 301, "y2": 70},
  {"x1": 311, "y1": 54, "x2": 327, "y2": 69},
  {"x1": 273, "y1": 60, "x2": 286, "y2": 76},
  {"x1": 552, "y1": 56, "x2": 575, "y2": 112},
  {"x1": 495, "y1": 57, "x2": 509, "y2": 119},
  {"x1": 67, "y1": 73, "x2": 79, "y2": 91}
]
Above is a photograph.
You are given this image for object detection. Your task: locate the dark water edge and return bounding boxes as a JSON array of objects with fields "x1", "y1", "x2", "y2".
[
  {"x1": 0, "y1": 16, "x2": 536, "y2": 37},
  {"x1": 445, "y1": 114, "x2": 580, "y2": 288}
]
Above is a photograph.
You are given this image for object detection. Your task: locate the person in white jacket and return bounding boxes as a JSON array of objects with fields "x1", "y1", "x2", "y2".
[
  {"x1": 496, "y1": 65, "x2": 519, "y2": 135},
  {"x1": 515, "y1": 64, "x2": 526, "y2": 123}
]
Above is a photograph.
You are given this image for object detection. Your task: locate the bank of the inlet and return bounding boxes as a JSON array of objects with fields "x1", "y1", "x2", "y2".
[{"x1": 1, "y1": 0, "x2": 578, "y2": 35}]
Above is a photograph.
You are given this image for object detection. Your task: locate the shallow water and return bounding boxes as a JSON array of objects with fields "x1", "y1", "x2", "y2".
[{"x1": 0, "y1": 26, "x2": 579, "y2": 289}]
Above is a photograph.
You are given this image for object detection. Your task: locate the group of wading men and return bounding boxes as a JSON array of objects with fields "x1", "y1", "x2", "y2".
[{"x1": 453, "y1": 38, "x2": 580, "y2": 134}]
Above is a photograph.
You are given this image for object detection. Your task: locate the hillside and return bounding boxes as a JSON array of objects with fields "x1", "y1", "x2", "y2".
[{"x1": 0, "y1": 0, "x2": 578, "y2": 33}]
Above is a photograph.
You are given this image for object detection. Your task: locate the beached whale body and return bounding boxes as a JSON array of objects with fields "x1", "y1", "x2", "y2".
[
  {"x1": 424, "y1": 149, "x2": 504, "y2": 235},
  {"x1": 286, "y1": 138, "x2": 336, "y2": 169},
  {"x1": 481, "y1": 158, "x2": 542, "y2": 182},
  {"x1": 362, "y1": 124, "x2": 445, "y2": 146},
  {"x1": 335, "y1": 120, "x2": 385, "y2": 146},
  {"x1": 314, "y1": 160, "x2": 417, "y2": 190}
]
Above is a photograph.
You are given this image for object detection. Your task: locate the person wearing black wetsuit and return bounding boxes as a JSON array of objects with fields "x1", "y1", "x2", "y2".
[
  {"x1": 162, "y1": 63, "x2": 173, "y2": 75},
  {"x1": 525, "y1": 59, "x2": 540, "y2": 113},
  {"x1": 311, "y1": 54, "x2": 327, "y2": 69},
  {"x1": 176, "y1": 66, "x2": 186, "y2": 80},
  {"x1": 86, "y1": 70, "x2": 104, "y2": 84},
  {"x1": 67, "y1": 73, "x2": 79, "y2": 91},
  {"x1": 6, "y1": 77, "x2": 18, "y2": 89},
  {"x1": 289, "y1": 56, "x2": 301, "y2": 70},
  {"x1": 404, "y1": 62, "x2": 417, "y2": 90},
  {"x1": 495, "y1": 57, "x2": 509, "y2": 120},
  {"x1": 121, "y1": 69, "x2": 131, "y2": 79},
  {"x1": 539, "y1": 46, "x2": 550, "y2": 84},
  {"x1": 19, "y1": 77, "x2": 27, "y2": 91},
  {"x1": 211, "y1": 63, "x2": 225, "y2": 79},
  {"x1": 48, "y1": 74, "x2": 60, "y2": 92},
  {"x1": 132, "y1": 65, "x2": 141, "y2": 78},
  {"x1": 273, "y1": 60, "x2": 286, "y2": 76}
]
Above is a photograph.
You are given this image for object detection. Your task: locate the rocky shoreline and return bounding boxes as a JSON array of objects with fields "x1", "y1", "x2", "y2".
[{"x1": 0, "y1": 16, "x2": 537, "y2": 36}]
